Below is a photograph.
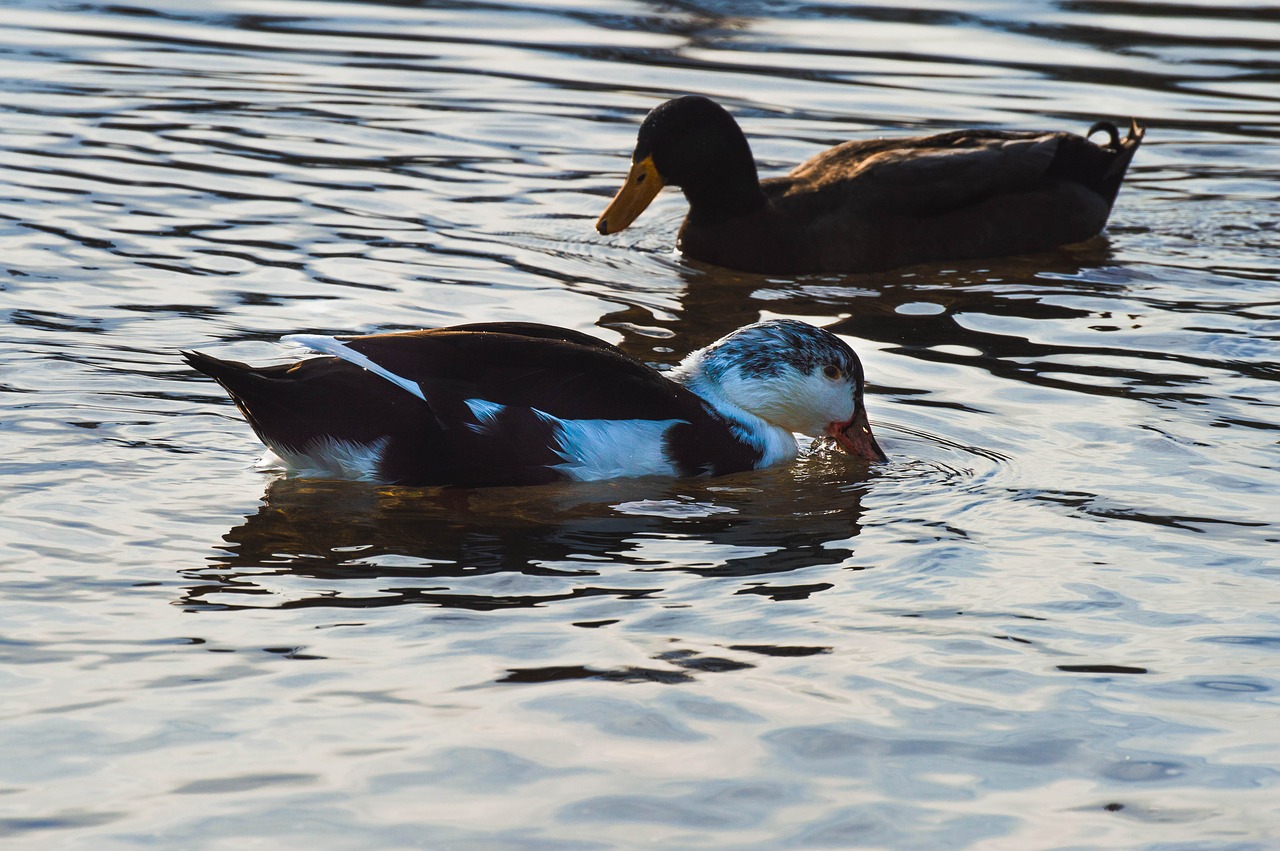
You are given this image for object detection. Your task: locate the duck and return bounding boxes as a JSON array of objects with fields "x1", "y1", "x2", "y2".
[
  {"x1": 595, "y1": 96, "x2": 1144, "y2": 275},
  {"x1": 183, "y1": 319, "x2": 886, "y2": 488}
]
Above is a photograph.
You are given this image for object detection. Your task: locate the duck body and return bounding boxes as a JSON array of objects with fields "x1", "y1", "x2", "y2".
[
  {"x1": 597, "y1": 96, "x2": 1145, "y2": 275},
  {"x1": 184, "y1": 320, "x2": 884, "y2": 488}
]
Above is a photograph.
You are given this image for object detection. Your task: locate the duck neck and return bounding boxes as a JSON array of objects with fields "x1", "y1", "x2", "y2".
[
  {"x1": 671, "y1": 364, "x2": 799, "y2": 468},
  {"x1": 680, "y1": 158, "x2": 767, "y2": 225}
]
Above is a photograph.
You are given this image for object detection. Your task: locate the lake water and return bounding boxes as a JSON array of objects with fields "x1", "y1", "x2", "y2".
[{"x1": 2, "y1": 0, "x2": 1278, "y2": 847}]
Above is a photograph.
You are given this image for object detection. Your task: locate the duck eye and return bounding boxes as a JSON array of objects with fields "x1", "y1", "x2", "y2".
[{"x1": 823, "y1": 364, "x2": 842, "y2": 381}]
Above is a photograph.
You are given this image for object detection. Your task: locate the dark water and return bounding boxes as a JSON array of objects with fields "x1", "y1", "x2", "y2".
[{"x1": 2, "y1": 0, "x2": 1279, "y2": 847}]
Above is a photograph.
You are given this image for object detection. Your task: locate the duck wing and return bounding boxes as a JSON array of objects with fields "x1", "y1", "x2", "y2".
[
  {"x1": 446, "y1": 321, "x2": 628, "y2": 355},
  {"x1": 185, "y1": 326, "x2": 756, "y2": 486},
  {"x1": 780, "y1": 125, "x2": 1141, "y2": 214},
  {"x1": 766, "y1": 123, "x2": 1143, "y2": 271},
  {"x1": 306, "y1": 327, "x2": 685, "y2": 420}
]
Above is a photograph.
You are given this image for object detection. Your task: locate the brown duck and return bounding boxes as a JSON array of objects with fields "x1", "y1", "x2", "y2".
[{"x1": 595, "y1": 96, "x2": 1144, "y2": 275}]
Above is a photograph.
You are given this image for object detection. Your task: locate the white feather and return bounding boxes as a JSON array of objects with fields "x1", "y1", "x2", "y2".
[
  {"x1": 284, "y1": 334, "x2": 426, "y2": 402},
  {"x1": 533, "y1": 410, "x2": 684, "y2": 481},
  {"x1": 715, "y1": 368, "x2": 854, "y2": 437},
  {"x1": 261, "y1": 436, "x2": 389, "y2": 481},
  {"x1": 670, "y1": 368, "x2": 803, "y2": 469},
  {"x1": 669, "y1": 324, "x2": 859, "y2": 470},
  {"x1": 463, "y1": 398, "x2": 506, "y2": 434}
]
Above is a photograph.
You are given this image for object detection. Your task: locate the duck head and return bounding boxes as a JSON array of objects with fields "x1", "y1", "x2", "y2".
[
  {"x1": 596, "y1": 96, "x2": 766, "y2": 234},
  {"x1": 671, "y1": 319, "x2": 887, "y2": 463}
]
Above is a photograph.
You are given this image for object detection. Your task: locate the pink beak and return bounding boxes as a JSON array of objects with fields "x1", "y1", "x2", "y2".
[{"x1": 826, "y1": 405, "x2": 887, "y2": 463}]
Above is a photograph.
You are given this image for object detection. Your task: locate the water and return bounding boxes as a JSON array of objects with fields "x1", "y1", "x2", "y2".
[{"x1": 2, "y1": 0, "x2": 1278, "y2": 846}]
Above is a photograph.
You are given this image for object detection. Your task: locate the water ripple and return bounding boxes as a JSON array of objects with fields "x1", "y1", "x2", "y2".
[{"x1": 3, "y1": 0, "x2": 1280, "y2": 848}]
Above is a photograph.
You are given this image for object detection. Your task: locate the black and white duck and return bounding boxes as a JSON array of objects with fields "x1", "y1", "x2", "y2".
[{"x1": 183, "y1": 319, "x2": 886, "y2": 488}]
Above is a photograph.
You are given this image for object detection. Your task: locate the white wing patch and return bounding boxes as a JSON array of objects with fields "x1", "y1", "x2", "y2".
[
  {"x1": 284, "y1": 334, "x2": 426, "y2": 402},
  {"x1": 534, "y1": 410, "x2": 685, "y2": 481},
  {"x1": 262, "y1": 436, "x2": 390, "y2": 482},
  {"x1": 463, "y1": 398, "x2": 506, "y2": 434}
]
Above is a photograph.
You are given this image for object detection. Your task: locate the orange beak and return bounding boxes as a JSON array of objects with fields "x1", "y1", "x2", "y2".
[
  {"x1": 826, "y1": 405, "x2": 887, "y2": 463},
  {"x1": 595, "y1": 155, "x2": 664, "y2": 235}
]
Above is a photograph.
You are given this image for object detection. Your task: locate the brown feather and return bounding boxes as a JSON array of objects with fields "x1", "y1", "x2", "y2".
[{"x1": 604, "y1": 97, "x2": 1144, "y2": 274}]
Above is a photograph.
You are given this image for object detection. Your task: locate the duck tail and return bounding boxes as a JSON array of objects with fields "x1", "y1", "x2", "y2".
[
  {"x1": 183, "y1": 349, "x2": 273, "y2": 402},
  {"x1": 1047, "y1": 118, "x2": 1144, "y2": 209},
  {"x1": 182, "y1": 349, "x2": 298, "y2": 450},
  {"x1": 1086, "y1": 121, "x2": 1121, "y2": 149},
  {"x1": 1096, "y1": 118, "x2": 1144, "y2": 206}
]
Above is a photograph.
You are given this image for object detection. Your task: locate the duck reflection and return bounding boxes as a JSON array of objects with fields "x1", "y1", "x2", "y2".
[
  {"x1": 187, "y1": 458, "x2": 870, "y2": 612},
  {"x1": 594, "y1": 237, "x2": 1212, "y2": 403},
  {"x1": 600, "y1": 238, "x2": 1123, "y2": 361}
]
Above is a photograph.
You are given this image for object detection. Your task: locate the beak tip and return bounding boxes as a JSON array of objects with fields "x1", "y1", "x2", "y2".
[
  {"x1": 851, "y1": 438, "x2": 888, "y2": 464},
  {"x1": 832, "y1": 410, "x2": 887, "y2": 464},
  {"x1": 595, "y1": 157, "x2": 661, "y2": 237}
]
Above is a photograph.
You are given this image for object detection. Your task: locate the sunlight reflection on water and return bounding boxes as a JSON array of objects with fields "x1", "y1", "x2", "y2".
[{"x1": 1, "y1": 0, "x2": 1279, "y2": 847}]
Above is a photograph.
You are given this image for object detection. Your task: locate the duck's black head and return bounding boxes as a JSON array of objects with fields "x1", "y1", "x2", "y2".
[{"x1": 596, "y1": 96, "x2": 767, "y2": 234}]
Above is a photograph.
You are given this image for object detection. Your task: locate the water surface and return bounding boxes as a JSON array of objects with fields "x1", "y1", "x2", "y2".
[{"x1": 2, "y1": 0, "x2": 1279, "y2": 847}]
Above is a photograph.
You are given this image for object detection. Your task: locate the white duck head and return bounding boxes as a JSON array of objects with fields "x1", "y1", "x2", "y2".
[{"x1": 670, "y1": 319, "x2": 886, "y2": 462}]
